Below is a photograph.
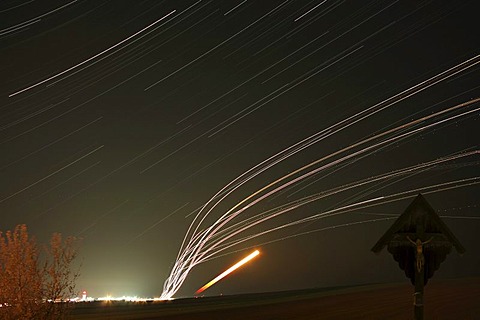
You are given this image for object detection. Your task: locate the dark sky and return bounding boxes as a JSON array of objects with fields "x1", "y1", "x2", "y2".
[{"x1": 1, "y1": 0, "x2": 479, "y2": 298}]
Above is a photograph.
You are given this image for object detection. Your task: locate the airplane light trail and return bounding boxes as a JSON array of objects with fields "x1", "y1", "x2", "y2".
[
  {"x1": 8, "y1": 10, "x2": 177, "y2": 97},
  {"x1": 160, "y1": 70, "x2": 480, "y2": 299},
  {"x1": 195, "y1": 250, "x2": 260, "y2": 295}
]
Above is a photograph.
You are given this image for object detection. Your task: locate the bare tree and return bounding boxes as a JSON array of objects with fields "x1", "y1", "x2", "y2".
[
  {"x1": 0, "y1": 225, "x2": 80, "y2": 320},
  {"x1": 0, "y1": 224, "x2": 42, "y2": 319},
  {"x1": 42, "y1": 232, "x2": 80, "y2": 319}
]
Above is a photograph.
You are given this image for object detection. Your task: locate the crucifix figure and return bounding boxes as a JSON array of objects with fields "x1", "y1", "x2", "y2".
[{"x1": 407, "y1": 236, "x2": 433, "y2": 273}]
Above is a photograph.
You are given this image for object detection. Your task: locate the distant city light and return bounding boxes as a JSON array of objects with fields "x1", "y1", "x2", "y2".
[{"x1": 63, "y1": 290, "x2": 171, "y2": 303}]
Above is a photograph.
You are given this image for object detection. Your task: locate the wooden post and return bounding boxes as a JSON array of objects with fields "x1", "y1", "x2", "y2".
[
  {"x1": 414, "y1": 218, "x2": 425, "y2": 320},
  {"x1": 414, "y1": 264, "x2": 424, "y2": 320}
]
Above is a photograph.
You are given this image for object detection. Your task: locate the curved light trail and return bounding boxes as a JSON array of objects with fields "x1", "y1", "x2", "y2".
[{"x1": 159, "y1": 55, "x2": 480, "y2": 300}]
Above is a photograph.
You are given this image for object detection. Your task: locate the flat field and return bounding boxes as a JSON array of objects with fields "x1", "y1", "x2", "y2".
[{"x1": 70, "y1": 278, "x2": 480, "y2": 319}]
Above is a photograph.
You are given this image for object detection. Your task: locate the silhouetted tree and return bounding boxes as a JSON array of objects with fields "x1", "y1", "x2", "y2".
[{"x1": 0, "y1": 224, "x2": 80, "y2": 320}]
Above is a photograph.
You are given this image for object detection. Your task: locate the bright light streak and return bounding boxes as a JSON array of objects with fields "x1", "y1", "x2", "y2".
[
  {"x1": 8, "y1": 10, "x2": 176, "y2": 97},
  {"x1": 160, "y1": 56, "x2": 480, "y2": 299},
  {"x1": 294, "y1": 0, "x2": 327, "y2": 22},
  {"x1": 195, "y1": 250, "x2": 260, "y2": 294},
  {"x1": 224, "y1": 0, "x2": 247, "y2": 16}
]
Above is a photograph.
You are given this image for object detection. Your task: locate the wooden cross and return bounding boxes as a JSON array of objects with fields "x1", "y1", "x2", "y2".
[{"x1": 372, "y1": 194, "x2": 465, "y2": 320}]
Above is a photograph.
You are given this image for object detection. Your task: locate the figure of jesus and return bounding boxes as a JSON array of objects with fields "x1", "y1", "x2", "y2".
[{"x1": 407, "y1": 236, "x2": 433, "y2": 272}]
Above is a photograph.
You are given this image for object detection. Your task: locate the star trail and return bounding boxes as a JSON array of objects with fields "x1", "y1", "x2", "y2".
[{"x1": 1, "y1": 0, "x2": 478, "y2": 298}]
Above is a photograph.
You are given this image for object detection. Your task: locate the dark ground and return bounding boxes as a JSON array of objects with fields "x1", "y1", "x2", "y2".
[{"x1": 70, "y1": 277, "x2": 480, "y2": 319}]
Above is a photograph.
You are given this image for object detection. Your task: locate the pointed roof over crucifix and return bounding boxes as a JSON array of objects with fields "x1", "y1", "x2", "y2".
[{"x1": 372, "y1": 194, "x2": 465, "y2": 254}]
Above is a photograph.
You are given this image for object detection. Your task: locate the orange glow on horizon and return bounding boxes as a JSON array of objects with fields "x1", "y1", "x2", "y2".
[{"x1": 195, "y1": 250, "x2": 260, "y2": 294}]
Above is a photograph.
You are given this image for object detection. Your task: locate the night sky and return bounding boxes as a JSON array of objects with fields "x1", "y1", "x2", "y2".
[{"x1": 1, "y1": 0, "x2": 479, "y2": 298}]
